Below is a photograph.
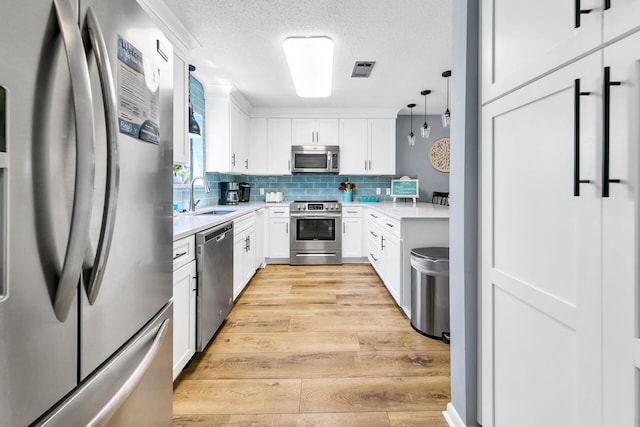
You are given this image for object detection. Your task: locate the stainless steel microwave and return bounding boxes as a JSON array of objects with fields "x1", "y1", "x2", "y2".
[{"x1": 291, "y1": 145, "x2": 339, "y2": 174}]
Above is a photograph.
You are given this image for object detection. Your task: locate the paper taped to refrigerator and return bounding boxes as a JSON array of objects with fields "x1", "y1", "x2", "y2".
[{"x1": 117, "y1": 35, "x2": 160, "y2": 145}]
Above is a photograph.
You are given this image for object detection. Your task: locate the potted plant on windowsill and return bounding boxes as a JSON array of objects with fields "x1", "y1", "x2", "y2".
[{"x1": 173, "y1": 164, "x2": 189, "y2": 184}]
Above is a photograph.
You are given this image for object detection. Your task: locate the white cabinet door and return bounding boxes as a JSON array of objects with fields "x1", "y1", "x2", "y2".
[
  {"x1": 368, "y1": 119, "x2": 396, "y2": 175},
  {"x1": 340, "y1": 119, "x2": 396, "y2": 175},
  {"x1": 316, "y1": 119, "x2": 339, "y2": 145},
  {"x1": 172, "y1": 260, "x2": 196, "y2": 380},
  {"x1": 602, "y1": 32, "x2": 640, "y2": 427},
  {"x1": 481, "y1": 53, "x2": 603, "y2": 427},
  {"x1": 173, "y1": 52, "x2": 189, "y2": 165},
  {"x1": 481, "y1": 0, "x2": 602, "y2": 102},
  {"x1": 342, "y1": 216, "x2": 363, "y2": 258},
  {"x1": 382, "y1": 234, "x2": 401, "y2": 304},
  {"x1": 292, "y1": 118, "x2": 339, "y2": 145},
  {"x1": 291, "y1": 119, "x2": 316, "y2": 145},
  {"x1": 603, "y1": 0, "x2": 640, "y2": 43},
  {"x1": 254, "y1": 208, "x2": 265, "y2": 268},
  {"x1": 233, "y1": 230, "x2": 245, "y2": 300},
  {"x1": 249, "y1": 118, "x2": 268, "y2": 174},
  {"x1": 267, "y1": 118, "x2": 292, "y2": 174},
  {"x1": 340, "y1": 119, "x2": 368, "y2": 174},
  {"x1": 243, "y1": 229, "x2": 256, "y2": 285},
  {"x1": 230, "y1": 102, "x2": 247, "y2": 173},
  {"x1": 268, "y1": 216, "x2": 290, "y2": 258}
]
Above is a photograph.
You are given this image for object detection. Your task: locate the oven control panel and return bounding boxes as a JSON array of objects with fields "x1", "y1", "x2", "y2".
[{"x1": 290, "y1": 201, "x2": 342, "y2": 212}]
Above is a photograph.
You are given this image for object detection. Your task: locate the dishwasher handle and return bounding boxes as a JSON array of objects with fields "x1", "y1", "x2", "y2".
[{"x1": 200, "y1": 222, "x2": 234, "y2": 243}]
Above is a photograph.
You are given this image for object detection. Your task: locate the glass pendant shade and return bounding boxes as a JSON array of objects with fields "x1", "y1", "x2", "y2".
[
  {"x1": 442, "y1": 70, "x2": 451, "y2": 128},
  {"x1": 421, "y1": 122, "x2": 430, "y2": 139},
  {"x1": 407, "y1": 103, "x2": 416, "y2": 146},
  {"x1": 441, "y1": 109, "x2": 451, "y2": 128},
  {"x1": 420, "y1": 90, "x2": 431, "y2": 139},
  {"x1": 189, "y1": 105, "x2": 201, "y2": 136},
  {"x1": 408, "y1": 131, "x2": 416, "y2": 146}
]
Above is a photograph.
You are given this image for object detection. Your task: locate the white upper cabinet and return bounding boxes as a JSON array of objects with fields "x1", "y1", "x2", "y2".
[
  {"x1": 603, "y1": 0, "x2": 640, "y2": 43},
  {"x1": 249, "y1": 118, "x2": 268, "y2": 175},
  {"x1": 267, "y1": 118, "x2": 292, "y2": 174},
  {"x1": 205, "y1": 89, "x2": 251, "y2": 174},
  {"x1": 172, "y1": 50, "x2": 189, "y2": 165},
  {"x1": 292, "y1": 118, "x2": 339, "y2": 146},
  {"x1": 481, "y1": 0, "x2": 602, "y2": 102},
  {"x1": 340, "y1": 118, "x2": 395, "y2": 175}
]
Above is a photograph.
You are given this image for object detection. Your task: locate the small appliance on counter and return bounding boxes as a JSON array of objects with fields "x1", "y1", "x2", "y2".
[
  {"x1": 219, "y1": 182, "x2": 239, "y2": 205},
  {"x1": 266, "y1": 191, "x2": 285, "y2": 203},
  {"x1": 239, "y1": 182, "x2": 251, "y2": 202}
]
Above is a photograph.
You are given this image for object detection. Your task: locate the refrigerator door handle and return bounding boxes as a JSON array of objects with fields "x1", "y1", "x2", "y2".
[
  {"x1": 83, "y1": 7, "x2": 120, "y2": 305},
  {"x1": 52, "y1": 0, "x2": 96, "y2": 322}
]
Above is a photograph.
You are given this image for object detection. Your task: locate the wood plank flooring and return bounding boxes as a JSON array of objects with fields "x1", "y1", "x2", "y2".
[{"x1": 173, "y1": 264, "x2": 450, "y2": 427}]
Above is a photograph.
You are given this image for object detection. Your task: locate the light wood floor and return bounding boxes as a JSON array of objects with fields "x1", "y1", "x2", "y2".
[{"x1": 173, "y1": 264, "x2": 450, "y2": 427}]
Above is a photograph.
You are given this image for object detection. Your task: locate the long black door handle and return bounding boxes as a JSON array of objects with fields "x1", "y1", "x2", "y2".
[
  {"x1": 602, "y1": 66, "x2": 621, "y2": 197},
  {"x1": 575, "y1": 0, "x2": 592, "y2": 28},
  {"x1": 574, "y1": 79, "x2": 592, "y2": 196},
  {"x1": 604, "y1": 0, "x2": 611, "y2": 10}
]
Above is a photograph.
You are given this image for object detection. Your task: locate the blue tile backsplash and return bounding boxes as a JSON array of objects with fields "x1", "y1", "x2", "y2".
[{"x1": 173, "y1": 173, "x2": 395, "y2": 211}]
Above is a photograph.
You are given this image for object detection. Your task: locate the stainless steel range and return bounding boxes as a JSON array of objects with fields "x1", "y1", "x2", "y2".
[{"x1": 290, "y1": 201, "x2": 342, "y2": 265}]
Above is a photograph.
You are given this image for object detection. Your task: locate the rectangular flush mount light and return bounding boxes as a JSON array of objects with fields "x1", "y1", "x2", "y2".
[{"x1": 282, "y1": 36, "x2": 334, "y2": 98}]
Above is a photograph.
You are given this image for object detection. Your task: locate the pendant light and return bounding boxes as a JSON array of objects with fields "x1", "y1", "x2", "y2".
[
  {"x1": 420, "y1": 90, "x2": 431, "y2": 139},
  {"x1": 188, "y1": 65, "x2": 201, "y2": 136},
  {"x1": 442, "y1": 70, "x2": 451, "y2": 128},
  {"x1": 407, "y1": 103, "x2": 416, "y2": 146}
]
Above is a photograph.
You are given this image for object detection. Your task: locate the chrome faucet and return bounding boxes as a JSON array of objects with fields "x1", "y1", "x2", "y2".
[{"x1": 190, "y1": 176, "x2": 211, "y2": 211}]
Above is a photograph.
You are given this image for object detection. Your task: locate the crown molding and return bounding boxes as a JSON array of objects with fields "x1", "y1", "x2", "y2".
[{"x1": 136, "y1": 0, "x2": 201, "y2": 55}]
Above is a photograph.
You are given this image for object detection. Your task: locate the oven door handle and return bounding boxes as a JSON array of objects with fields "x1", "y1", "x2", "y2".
[{"x1": 290, "y1": 214, "x2": 341, "y2": 219}]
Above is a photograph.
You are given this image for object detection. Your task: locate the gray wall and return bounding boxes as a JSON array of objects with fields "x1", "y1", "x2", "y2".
[
  {"x1": 450, "y1": 0, "x2": 479, "y2": 425},
  {"x1": 395, "y1": 114, "x2": 450, "y2": 202}
]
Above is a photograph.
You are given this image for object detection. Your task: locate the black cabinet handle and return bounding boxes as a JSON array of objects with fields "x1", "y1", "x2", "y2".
[
  {"x1": 604, "y1": 0, "x2": 611, "y2": 10},
  {"x1": 575, "y1": 0, "x2": 592, "y2": 28},
  {"x1": 574, "y1": 79, "x2": 592, "y2": 196},
  {"x1": 603, "y1": 66, "x2": 621, "y2": 197}
]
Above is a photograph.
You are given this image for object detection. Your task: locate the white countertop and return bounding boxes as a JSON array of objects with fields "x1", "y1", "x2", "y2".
[
  {"x1": 173, "y1": 201, "x2": 449, "y2": 241},
  {"x1": 343, "y1": 201, "x2": 450, "y2": 220}
]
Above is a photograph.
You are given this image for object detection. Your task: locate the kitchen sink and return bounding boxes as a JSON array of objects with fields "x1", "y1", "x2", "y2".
[{"x1": 195, "y1": 210, "x2": 237, "y2": 216}]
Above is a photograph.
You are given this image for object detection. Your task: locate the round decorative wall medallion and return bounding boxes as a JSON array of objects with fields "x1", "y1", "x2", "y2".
[{"x1": 429, "y1": 137, "x2": 450, "y2": 173}]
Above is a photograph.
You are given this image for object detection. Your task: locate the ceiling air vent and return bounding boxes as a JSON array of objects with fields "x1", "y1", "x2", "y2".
[{"x1": 351, "y1": 61, "x2": 376, "y2": 78}]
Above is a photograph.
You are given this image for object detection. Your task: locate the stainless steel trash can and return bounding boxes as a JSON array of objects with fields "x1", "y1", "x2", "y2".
[{"x1": 410, "y1": 247, "x2": 450, "y2": 341}]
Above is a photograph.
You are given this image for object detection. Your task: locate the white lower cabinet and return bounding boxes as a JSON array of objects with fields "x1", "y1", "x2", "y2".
[
  {"x1": 342, "y1": 206, "x2": 363, "y2": 258},
  {"x1": 254, "y1": 207, "x2": 266, "y2": 269},
  {"x1": 233, "y1": 213, "x2": 256, "y2": 300},
  {"x1": 366, "y1": 211, "x2": 401, "y2": 304},
  {"x1": 172, "y1": 235, "x2": 197, "y2": 380},
  {"x1": 267, "y1": 206, "x2": 290, "y2": 259}
]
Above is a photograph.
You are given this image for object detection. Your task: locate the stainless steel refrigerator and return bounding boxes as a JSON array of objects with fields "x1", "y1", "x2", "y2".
[{"x1": 0, "y1": 0, "x2": 174, "y2": 425}]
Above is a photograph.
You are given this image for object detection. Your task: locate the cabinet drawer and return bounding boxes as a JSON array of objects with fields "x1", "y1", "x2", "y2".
[
  {"x1": 173, "y1": 235, "x2": 195, "y2": 270},
  {"x1": 367, "y1": 209, "x2": 383, "y2": 226},
  {"x1": 382, "y1": 216, "x2": 401, "y2": 238},
  {"x1": 342, "y1": 206, "x2": 362, "y2": 218},
  {"x1": 268, "y1": 206, "x2": 290, "y2": 217},
  {"x1": 234, "y1": 212, "x2": 256, "y2": 234}
]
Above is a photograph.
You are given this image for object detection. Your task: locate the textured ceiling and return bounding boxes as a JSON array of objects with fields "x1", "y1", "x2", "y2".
[{"x1": 163, "y1": 0, "x2": 452, "y2": 115}]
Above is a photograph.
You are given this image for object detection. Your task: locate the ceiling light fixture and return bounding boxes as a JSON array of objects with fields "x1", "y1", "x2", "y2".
[
  {"x1": 420, "y1": 90, "x2": 431, "y2": 139},
  {"x1": 188, "y1": 64, "x2": 201, "y2": 136},
  {"x1": 282, "y1": 36, "x2": 334, "y2": 98},
  {"x1": 407, "y1": 103, "x2": 416, "y2": 146},
  {"x1": 442, "y1": 70, "x2": 451, "y2": 128}
]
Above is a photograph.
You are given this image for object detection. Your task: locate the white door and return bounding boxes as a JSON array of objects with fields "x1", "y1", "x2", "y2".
[
  {"x1": 481, "y1": 0, "x2": 602, "y2": 102},
  {"x1": 291, "y1": 119, "x2": 316, "y2": 145},
  {"x1": 601, "y1": 31, "x2": 640, "y2": 426},
  {"x1": 316, "y1": 119, "x2": 339, "y2": 145},
  {"x1": 481, "y1": 53, "x2": 603, "y2": 427},
  {"x1": 268, "y1": 217, "x2": 290, "y2": 258},
  {"x1": 340, "y1": 119, "x2": 368, "y2": 174},
  {"x1": 368, "y1": 119, "x2": 396, "y2": 175},
  {"x1": 172, "y1": 261, "x2": 196, "y2": 379},
  {"x1": 249, "y1": 118, "x2": 267, "y2": 174},
  {"x1": 267, "y1": 118, "x2": 292, "y2": 174},
  {"x1": 603, "y1": 0, "x2": 640, "y2": 43}
]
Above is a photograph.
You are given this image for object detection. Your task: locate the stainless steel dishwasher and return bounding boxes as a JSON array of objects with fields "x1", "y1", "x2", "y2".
[{"x1": 195, "y1": 221, "x2": 234, "y2": 351}]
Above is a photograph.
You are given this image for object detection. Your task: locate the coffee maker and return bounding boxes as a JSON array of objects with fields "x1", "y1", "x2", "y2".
[
  {"x1": 238, "y1": 183, "x2": 251, "y2": 202},
  {"x1": 219, "y1": 182, "x2": 239, "y2": 205}
]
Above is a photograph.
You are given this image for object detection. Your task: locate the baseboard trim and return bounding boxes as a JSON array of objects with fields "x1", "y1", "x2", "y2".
[{"x1": 443, "y1": 402, "x2": 467, "y2": 427}]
